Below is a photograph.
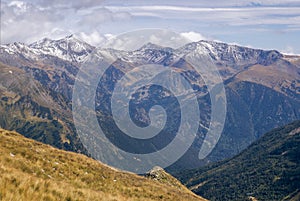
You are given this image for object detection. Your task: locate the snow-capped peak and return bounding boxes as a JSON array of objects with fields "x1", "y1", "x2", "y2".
[
  {"x1": 177, "y1": 40, "x2": 282, "y2": 66},
  {"x1": 0, "y1": 35, "x2": 283, "y2": 66},
  {"x1": 0, "y1": 35, "x2": 96, "y2": 63},
  {"x1": 27, "y1": 35, "x2": 95, "y2": 63}
]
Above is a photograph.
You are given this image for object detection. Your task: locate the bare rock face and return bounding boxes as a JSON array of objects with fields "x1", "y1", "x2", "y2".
[
  {"x1": 145, "y1": 166, "x2": 188, "y2": 190},
  {"x1": 145, "y1": 166, "x2": 165, "y2": 180}
]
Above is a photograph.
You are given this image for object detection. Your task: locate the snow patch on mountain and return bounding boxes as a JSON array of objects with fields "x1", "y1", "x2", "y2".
[
  {"x1": 1, "y1": 35, "x2": 95, "y2": 63},
  {"x1": 0, "y1": 35, "x2": 283, "y2": 67}
]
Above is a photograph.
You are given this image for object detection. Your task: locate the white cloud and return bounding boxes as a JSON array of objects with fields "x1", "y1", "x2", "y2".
[
  {"x1": 104, "y1": 0, "x2": 300, "y2": 7},
  {"x1": 107, "y1": 5, "x2": 300, "y2": 27},
  {"x1": 78, "y1": 7, "x2": 132, "y2": 25},
  {"x1": 0, "y1": 1, "x2": 132, "y2": 44},
  {"x1": 76, "y1": 31, "x2": 107, "y2": 46},
  {"x1": 1, "y1": 0, "x2": 300, "y2": 54},
  {"x1": 282, "y1": 46, "x2": 296, "y2": 55},
  {"x1": 1, "y1": 1, "x2": 64, "y2": 44},
  {"x1": 180, "y1": 32, "x2": 207, "y2": 42},
  {"x1": 27, "y1": 0, "x2": 104, "y2": 10},
  {"x1": 8, "y1": 1, "x2": 27, "y2": 14},
  {"x1": 102, "y1": 29, "x2": 191, "y2": 50}
]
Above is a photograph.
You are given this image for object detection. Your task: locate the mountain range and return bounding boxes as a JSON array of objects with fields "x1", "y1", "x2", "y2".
[{"x1": 0, "y1": 35, "x2": 299, "y2": 171}]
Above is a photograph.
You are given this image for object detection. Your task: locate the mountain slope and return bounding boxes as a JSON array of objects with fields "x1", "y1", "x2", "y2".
[
  {"x1": 175, "y1": 120, "x2": 300, "y2": 201},
  {"x1": 0, "y1": 128, "x2": 205, "y2": 201},
  {"x1": 0, "y1": 62, "x2": 85, "y2": 154}
]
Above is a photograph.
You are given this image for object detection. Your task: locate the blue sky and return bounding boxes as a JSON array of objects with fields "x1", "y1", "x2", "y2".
[{"x1": 1, "y1": 0, "x2": 300, "y2": 54}]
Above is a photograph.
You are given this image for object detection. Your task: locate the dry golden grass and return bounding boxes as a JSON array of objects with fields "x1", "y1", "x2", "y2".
[
  {"x1": 0, "y1": 129, "x2": 206, "y2": 201},
  {"x1": 233, "y1": 63, "x2": 300, "y2": 97}
]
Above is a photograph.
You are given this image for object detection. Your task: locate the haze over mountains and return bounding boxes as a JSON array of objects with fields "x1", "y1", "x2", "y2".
[{"x1": 0, "y1": 35, "x2": 299, "y2": 171}]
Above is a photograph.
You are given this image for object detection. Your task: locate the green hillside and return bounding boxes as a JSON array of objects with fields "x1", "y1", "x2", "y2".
[
  {"x1": 0, "y1": 62, "x2": 86, "y2": 154},
  {"x1": 0, "y1": 128, "x2": 205, "y2": 201},
  {"x1": 176, "y1": 120, "x2": 300, "y2": 201}
]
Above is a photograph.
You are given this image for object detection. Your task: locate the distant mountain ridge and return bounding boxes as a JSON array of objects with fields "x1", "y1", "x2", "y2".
[
  {"x1": 0, "y1": 35, "x2": 283, "y2": 65},
  {"x1": 1, "y1": 35, "x2": 94, "y2": 63},
  {"x1": 0, "y1": 35, "x2": 299, "y2": 171}
]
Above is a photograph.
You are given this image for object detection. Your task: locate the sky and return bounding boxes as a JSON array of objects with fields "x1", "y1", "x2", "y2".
[{"x1": 1, "y1": 0, "x2": 300, "y2": 54}]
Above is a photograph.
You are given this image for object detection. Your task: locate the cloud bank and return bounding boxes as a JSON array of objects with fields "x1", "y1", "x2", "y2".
[{"x1": 1, "y1": 0, "x2": 300, "y2": 53}]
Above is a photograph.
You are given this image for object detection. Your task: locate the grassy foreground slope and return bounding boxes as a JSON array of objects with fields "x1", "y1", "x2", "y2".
[
  {"x1": 176, "y1": 120, "x2": 300, "y2": 201},
  {"x1": 0, "y1": 129, "x2": 205, "y2": 201}
]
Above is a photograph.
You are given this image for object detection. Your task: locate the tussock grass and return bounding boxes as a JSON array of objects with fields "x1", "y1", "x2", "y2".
[{"x1": 0, "y1": 129, "x2": 205, "y2": 201}]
